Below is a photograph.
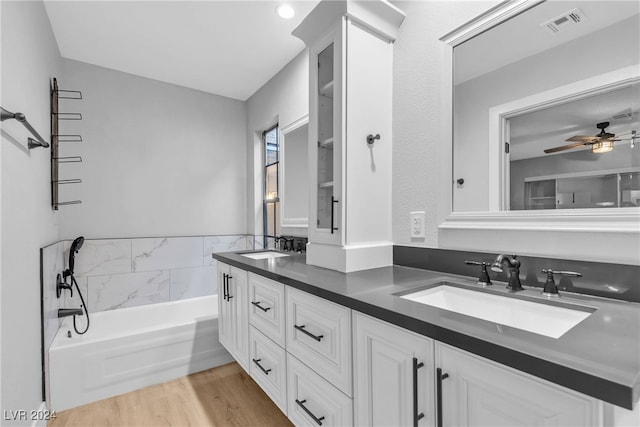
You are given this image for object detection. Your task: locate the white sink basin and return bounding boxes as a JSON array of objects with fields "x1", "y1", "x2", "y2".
[
  {"x1": 241, "y1": 251, "x2": 290, "y2": 260},
  {"x1": 400, "y1": 284, "x2": 594, "y2": 339}
]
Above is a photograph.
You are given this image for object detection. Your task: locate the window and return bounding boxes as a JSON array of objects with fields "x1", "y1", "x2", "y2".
[{"x1": 263, "y1": 124, "x2": 280, "y2": 245}]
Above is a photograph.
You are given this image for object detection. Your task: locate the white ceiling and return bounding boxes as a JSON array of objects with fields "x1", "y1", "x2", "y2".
[
  {"x1": 44, "y1": 0, "x2": 320, "y2": 101},
  {"x1": 455, "y1": 0, "x2": 639, "y2": 84}
]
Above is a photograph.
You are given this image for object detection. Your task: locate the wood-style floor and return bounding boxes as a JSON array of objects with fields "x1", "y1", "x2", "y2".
[{"x1": 49, "y1": 362, "x2": 293, "y2": 427}]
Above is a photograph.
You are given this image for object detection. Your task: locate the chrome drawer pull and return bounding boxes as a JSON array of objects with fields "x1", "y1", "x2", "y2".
[
  {"x1": 252, "y1": 358, "x2": 271, "y2": 375},
  {"x1": 295, "y1": 399, "x2": 325, "y2": 426},
  {"x1": 294, "y1": 324, "x2": 323, "y2": 342},
  {"x1": 251, "y1": 301, "x2": 271, "y2": 312}
]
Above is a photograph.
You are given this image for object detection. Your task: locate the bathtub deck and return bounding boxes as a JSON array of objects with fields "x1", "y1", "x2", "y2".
[{"x1": 49, "y1": 362, "x2": 293, "y2": 427}]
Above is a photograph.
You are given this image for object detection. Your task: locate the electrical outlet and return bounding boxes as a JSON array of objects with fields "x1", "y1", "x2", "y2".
[{"x1": 410, "y1": 211, "x2": 425, "y2": 238}]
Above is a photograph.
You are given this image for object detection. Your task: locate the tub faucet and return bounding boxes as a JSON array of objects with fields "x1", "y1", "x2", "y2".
[
  {"x1": 58, "y1": 308, "x2": 83, "y2": 318},
  {"x1": 491, "y1": 254, "x2": 524, "y2": 292}
]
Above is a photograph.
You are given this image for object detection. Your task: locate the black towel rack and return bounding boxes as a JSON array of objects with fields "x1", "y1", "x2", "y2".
[
  {"x1": 51, "y1": 78, "x2": 83, "y2": 210},
  {"x1": 0, "y1": 106, "x2": 50, "y2": 149}
]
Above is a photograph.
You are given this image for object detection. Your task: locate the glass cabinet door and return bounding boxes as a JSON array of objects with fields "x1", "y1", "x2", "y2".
[{"x1": 316, "y1": 42, "x2": 336, "y2": 233}]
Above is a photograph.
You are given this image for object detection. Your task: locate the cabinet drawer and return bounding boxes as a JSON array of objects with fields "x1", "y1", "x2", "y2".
[
  {"x1": 287, "y1": 353, "x2": 353, "y2": 427},
  {"x1": 248, "y1": 273, "x2": 286, "y2": 347},
  {"x1": 286, "y1": 287, "x2": 352, "y2": 396},
  {"x1": 249, "y1": 326, "x2": 287, "y2": 414}
]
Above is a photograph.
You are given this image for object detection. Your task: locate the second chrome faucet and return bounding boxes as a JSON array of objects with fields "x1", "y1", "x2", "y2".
[{"x1": 490, "y1": 254, "x2": 524, "y2": 292}]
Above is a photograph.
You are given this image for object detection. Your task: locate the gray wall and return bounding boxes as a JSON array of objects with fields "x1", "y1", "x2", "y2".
[
  {"x1": 59, "y1": 59, "x2": 248, "y2": 239},
  {"x1": 246, "y1": 51, "x2": 309, "y2": 237},
  {"x1": 392, "y1": 1, "x2": 500, "y2": 246},
  {"x1": 1, "y1": 1, "x2": 62, "y2": 421}
]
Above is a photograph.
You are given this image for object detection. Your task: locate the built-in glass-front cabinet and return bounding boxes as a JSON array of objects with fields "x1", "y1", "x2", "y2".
[
  {"x1": 314, "y1": 37, "x2": 341, "y2": 241},
  {"x1": 216, "y1": 260, "x2": 624, "y2": 426},
  {"x1": 295, "y1": 1, "x2": 403, "y2": 272}
]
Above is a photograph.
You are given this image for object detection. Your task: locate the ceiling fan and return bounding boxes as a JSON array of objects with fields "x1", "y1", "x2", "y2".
[{"x1": 544, "y1": 122, "x2": 637, "y2": 154}]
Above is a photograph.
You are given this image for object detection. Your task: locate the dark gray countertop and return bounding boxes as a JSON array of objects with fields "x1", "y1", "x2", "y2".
[{"x1": 213, "y1": 250, "x2": 640, "y2": 410}]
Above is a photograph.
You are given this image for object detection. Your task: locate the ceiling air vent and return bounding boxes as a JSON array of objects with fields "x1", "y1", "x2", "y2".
[
  {"x1": 540, "y1": 8, "x2": 586, "y2": 34},
  {"x1": 612, "y1": 110, "x2": 640, "y2": 121}
]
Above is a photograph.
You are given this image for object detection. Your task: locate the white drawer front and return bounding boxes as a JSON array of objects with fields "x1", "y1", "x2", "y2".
[
  {"x1": 249, "y1": 326, "x2": 287, "y2": 414},
  {"x1": 287, "y1": 353, "x2": 353, "y2": 427},
  {"x1": 286, "y1": 287, "x2": 352, "y2": 396},
  {"x1": 248, "y1": 273, "x2": 286, "y2": 347}
]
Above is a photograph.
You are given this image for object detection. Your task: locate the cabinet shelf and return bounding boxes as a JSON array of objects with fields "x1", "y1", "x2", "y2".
[
  {"x1": 319, "y1": 81, "x2": 334, "y2": 98},
  {"x1": 319, "y1": 181, "x2": 334, "y2": 188},
  {"x1": 318, "y1": 137, "x2": 334, "y2": 148}
]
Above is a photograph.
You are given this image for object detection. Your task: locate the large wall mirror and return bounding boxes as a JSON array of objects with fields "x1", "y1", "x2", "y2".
[{"x1": 452, "y1": 0, "x2": 639, "y2": 213}]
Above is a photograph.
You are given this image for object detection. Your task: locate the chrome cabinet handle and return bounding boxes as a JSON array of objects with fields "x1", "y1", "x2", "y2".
[
  {"x1": 294, "y1": 324, "x2": 323, "y2": 342},
  {"x1": 295, "y1": 399, "x2": 325, "y2": 426}
]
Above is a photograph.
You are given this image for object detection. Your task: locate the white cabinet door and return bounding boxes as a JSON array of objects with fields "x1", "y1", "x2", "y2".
[
  {"x1": 218, "y1": 262, "x2": 249, "y2": 371},
  {"x1": 286, "y1": 287, "x2": 352, "y2": 396},
  {"x1": 353, "y1": 312, "x2": 434, "y2": 427},
  {"x1": 218, "y1": 262, "x2": 232, "y2": 356},
  {"x1": 436, "y1": 343, "x2": 601, "y2": 427},
  {"x1": 308, "y1": 24, "x2": 344, "y2": 247},
  {"x1": 287, "y1": 353, "x2": 353, "y2": 427}
]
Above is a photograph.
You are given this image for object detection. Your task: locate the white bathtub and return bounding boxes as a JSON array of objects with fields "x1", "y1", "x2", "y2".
[{"x1": 48, "y1": 295, "x2": 233, "y2": 412}]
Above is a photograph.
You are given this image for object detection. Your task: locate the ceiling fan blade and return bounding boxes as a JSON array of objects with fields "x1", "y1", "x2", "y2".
[
  {"x1": 566, "y1": 135, "x2": 598, "y2": 142},
  {"x1": 544, "y1": 141, "x2": 590, "y2": 154}
]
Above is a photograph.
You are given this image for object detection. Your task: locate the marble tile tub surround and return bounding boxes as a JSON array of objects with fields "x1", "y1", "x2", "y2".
[
  {"x1": 393, "y1": 246, "x2": 640, "y2": 303},
  {"x1": 45, "y1": 235, "x2": 250, "y2": 313}
]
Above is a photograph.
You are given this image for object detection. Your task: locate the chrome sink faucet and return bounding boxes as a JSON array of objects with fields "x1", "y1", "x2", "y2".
[{"x1": 491, "y1": 254, "x2": 524, "y2": 292}]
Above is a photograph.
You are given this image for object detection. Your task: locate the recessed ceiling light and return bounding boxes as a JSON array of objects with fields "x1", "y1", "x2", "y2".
[{"x1": 276, "y1": 4, "x2": 295, "y2": 19}]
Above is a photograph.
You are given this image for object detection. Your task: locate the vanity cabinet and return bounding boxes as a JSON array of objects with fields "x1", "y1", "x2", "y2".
[
  {"x1": 215, "y1": 261, "x2": 629, "y2": 427},
  {"x1": 293, "y1": 1, "x2": 404, "y2": 272},
  {"x1": 353, "y1": 313, "x2": 435, "y2": 427},
  {"x1": 435, "y1": 343, "x2": 600, "y2": 427},
  {"x1": 217, "y1": 262, "x2": 249, "y2": 371}
]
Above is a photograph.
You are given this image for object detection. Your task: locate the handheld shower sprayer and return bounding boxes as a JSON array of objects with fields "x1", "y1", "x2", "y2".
[{"x1": 64, "y1": 236, "x2": 85, "y2": 279}]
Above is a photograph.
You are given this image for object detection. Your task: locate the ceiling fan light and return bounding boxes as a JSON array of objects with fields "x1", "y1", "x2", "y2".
[{"x1": 592, "y1": 140, "x2": 614, "y2": 154}]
